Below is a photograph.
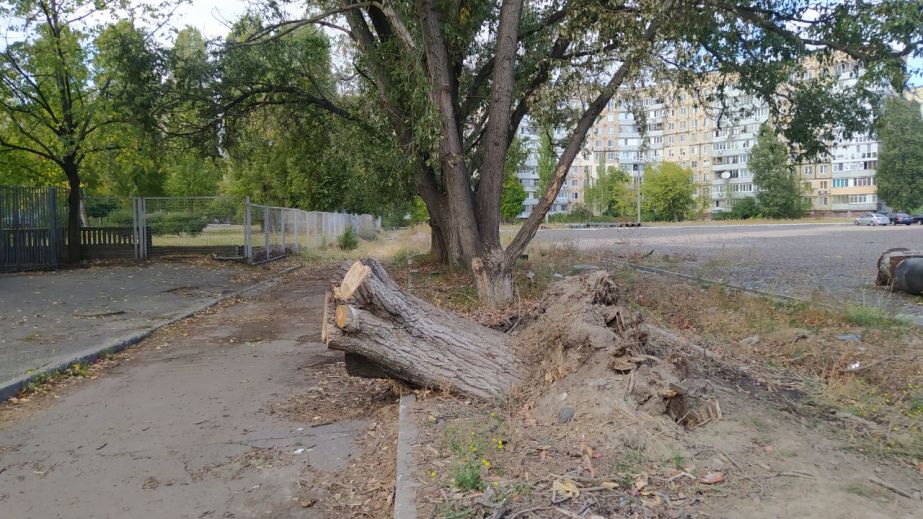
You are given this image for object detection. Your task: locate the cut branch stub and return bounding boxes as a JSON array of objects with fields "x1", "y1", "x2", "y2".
[{"x1": 323, "y1": 258, "x2": 527, "y2": 399}]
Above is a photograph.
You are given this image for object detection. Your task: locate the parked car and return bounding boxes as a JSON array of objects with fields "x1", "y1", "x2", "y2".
[
  {"x1": 912, "y1": 214, "x2": 923, "y2": 225},
  {"x1": 889, "y1": 212, "x2": 914, "y2": 225},
  {"x1": 854, "y1": 213, "x2": 891, "y2": 226}
]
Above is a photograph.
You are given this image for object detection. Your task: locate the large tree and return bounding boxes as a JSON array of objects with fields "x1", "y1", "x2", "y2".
[
  {"x1": 642, "y1": 162, "x2": 695, "y2": 221},
  {"x1": 0, "y1": 1, "x2": 164, "y2": 260},
  {"x1": 876, "y1": 96, "x2": 923, "y2": 212},
  {"x1": 241, "y1": 0, "x2": 919, "y2": 305},
  {"x1": 750, "y1": 123, "x2": 803, "y2": 219}
]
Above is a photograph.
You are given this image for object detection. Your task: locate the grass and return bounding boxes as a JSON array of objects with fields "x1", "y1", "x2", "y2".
[
  {"x1": 843, "y1": 304, "x2": 908, "y2": 328},
  {"x1": 20, "y1": 362, "x2": 93, "y2": 396},
  {"x1": 299, "y1": 225, "x2": 430, "y2": 265}
]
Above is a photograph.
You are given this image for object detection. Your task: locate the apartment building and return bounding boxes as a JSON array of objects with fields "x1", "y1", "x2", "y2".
[
  {"x1": 515, "y1": 56, "x2": 898, "y2": 217},
  {"x1": 515, "y1": 118, "x2": 571, "y2": 218}
]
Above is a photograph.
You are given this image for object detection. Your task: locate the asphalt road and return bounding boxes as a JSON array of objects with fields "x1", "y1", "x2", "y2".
[{"x1": 534, "y1": 222, "x2": 923, "y2": 317}]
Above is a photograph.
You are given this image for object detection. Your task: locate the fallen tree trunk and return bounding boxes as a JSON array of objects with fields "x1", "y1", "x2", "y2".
[
  {"x1": 876, "y1": 248, "x2": 923, "y2": 294},
  {"x1": 321, "y1": 259, "x2": 719, "y2": 429},
  {"x1": 323, "y1": 258, "x2": 528, "y2": 399}
]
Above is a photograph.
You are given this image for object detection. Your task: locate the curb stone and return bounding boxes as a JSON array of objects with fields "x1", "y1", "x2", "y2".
[
  {"x1": 0, "y1": 263, "x2": 303, "y2": 402},
  {"x1": 394, "y1": 393, "x2": 419, "y2": 519}
]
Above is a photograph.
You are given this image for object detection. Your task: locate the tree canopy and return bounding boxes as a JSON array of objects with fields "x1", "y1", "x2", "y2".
[
  {"x1": 750, "y1": 123, "x2": 804, "y2": 219},
  {"x1": 642, "y1": 162, "x2": 695, "y2": 222},
  {"x1": 876, "y1": 96, "x2": 923, "y2": 212}
]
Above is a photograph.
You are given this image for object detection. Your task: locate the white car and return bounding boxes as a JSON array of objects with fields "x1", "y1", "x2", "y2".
[{"x1": 854, "y1": 213, "x2": 890, "y2": 226}]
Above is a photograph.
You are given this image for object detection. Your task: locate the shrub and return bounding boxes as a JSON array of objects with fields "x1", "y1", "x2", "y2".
[
  {"x1": 730, "y1": 197, "x2": 761, "y2": 219},
  {"x1": 338, "y1": 226, "x2": 359, "y2": 250},
  {"x1": 148, "y1": 212, "x2": 209, "y2": 236}
]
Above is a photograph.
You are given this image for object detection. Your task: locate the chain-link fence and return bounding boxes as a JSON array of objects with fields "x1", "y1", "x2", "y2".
[
  {"x1": 134, "y1": 197, "x2": 379, "y2": 262},
  {"x1": 246, "y1": 204, "x2": 380, "y2": 262},
  {"x1": 1, "y1": 189, "x2": 379, "y2": 268}
]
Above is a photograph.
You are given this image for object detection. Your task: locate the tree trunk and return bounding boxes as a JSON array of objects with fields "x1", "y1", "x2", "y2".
[
  {"x1": 472, "y1": 249, "x2": 514, "y2": 309},
  {"x1": 323, "y1": 258, "x2": 527, "y2": 399},
  {"x1": 64, "y1": 159, "x2": 81, "y2": 264}
]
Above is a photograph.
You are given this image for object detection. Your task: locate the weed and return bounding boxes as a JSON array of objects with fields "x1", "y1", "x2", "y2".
[
  {"x1": 671, "y1": 450, "x2": 685, "y2": 470},
  {"x1": 613, "y1": 449, "x2": 645, "y2": 475},
  {"x1": 451, "y1": 460, "x2": 483, "y2": 491},
  {"x1": 337, "y1": 226, "x2": 359, "y2": 250},
  {"x1": 436, "y1": 504, "x2": 475, "y2": 519},
  {"x1": 844, "y1": 484, "x2": 877, "y2": 498},
  {"x1": 843, "y1": 304, "x2": 892, "y2": 327},
  {"x1": 66, "y1": 363, "x2": 92, "y2": 378}
]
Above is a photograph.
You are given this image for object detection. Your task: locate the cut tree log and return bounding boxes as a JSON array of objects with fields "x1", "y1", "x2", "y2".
[{"x1": 323, "y1": 258, "x2": 528, "y2": 399}]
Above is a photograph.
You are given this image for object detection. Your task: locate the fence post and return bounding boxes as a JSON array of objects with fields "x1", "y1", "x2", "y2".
[
  {"x1": 140, "y1": 198, "x2": 148, "y2": 259},
  {"x1": 48, "y1": 187, "x2": 58, "y2": 267},
  {"x1": 305, "y1": 212, "x2": 310, "y2": 251},
  {"x1": 280, "y1": 209, "x2": 286, "y2": 253},
  {"x1": 263, "y1": 205, "x2": 270, "y2": 261},
  {"x1": 243, "y1": 196, "x2": 252, "y2": 262}
]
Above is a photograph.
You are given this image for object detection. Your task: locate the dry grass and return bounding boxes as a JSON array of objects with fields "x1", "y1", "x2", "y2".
[{"x1": 299, "y1": 224, "x2": 431, "y2": 265}]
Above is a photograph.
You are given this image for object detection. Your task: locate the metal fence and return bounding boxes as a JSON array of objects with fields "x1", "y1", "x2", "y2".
[
  {"x1": 0, "y1": 187, "x2": 380, "y2": 270},
  {"x1": 0, "y1": 185, "x2": 61, "y2": 271}
]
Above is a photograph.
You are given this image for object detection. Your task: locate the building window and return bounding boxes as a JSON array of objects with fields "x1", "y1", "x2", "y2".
[{"x1": 833, "y1": 178, "x2": 848, "y2": 188}]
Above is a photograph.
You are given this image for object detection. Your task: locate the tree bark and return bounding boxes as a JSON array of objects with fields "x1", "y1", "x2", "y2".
[
  {"x1": 64, "y1": 157, "x2": 81, "y2": 264},
  {"x1": 323, "y1": 258, "x2": 527, "y2": 399},
  {"x1": 472, "y1": 248, "x2": 514, "y2": 309}
]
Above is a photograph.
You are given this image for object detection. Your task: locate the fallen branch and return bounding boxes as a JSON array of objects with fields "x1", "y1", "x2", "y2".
[{"x1": 868, "y1": 476, "x2": 916, "y2": 499}]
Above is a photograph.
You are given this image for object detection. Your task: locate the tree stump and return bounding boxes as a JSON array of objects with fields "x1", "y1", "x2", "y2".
[{"x1": 323, "y1": 258, "x2": 528, "y2": 399}]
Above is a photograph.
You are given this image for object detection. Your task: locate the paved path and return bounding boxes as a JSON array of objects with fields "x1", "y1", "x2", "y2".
[
  {"x1": 0, "y1": 263, "x2": 254, "y2": 390},
  {"x1": 0, "y1": 268, "x2": 359, "y2": 519},
  {"x1": 535, "y1": 223, "x2": 923, "y2": 315}
]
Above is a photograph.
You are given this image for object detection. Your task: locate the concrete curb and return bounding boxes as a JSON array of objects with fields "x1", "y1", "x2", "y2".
[
  {"x1": 0, "y1": 263, "x2": 303, "y2": 402},
  {"x1": 394, "y1": 394, "x2": 419, "y2": 519}
]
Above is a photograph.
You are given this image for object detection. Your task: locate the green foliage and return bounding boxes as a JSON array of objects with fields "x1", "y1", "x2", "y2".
[
  {"x1": 147, "y1": 212, "x2": 209, "y2": 237},
  {"x1": 410, "y1": 197, "x2": 430, "y2": 224},
  {"x1": 337, "y1": 226, "x2": 359, "y2": 250},
  {"x1": 85, "y1": 198, "x2": 119, "y2": 219},
  {"x1": 750, "y1": 124, "x2": 804, "y2": 219},
  {"x1": 500, "y1": 138, "x2": 528, "y2": 221},
  {"x1": 876, "y1": 97, "x2": 923, "y2": 212},
  {"x1": 843, "y1": 304, "x2": 900, "y2": 328},
  {"x1": 730, "y1": 197, "x2": 761, "y2": 219},
  {"x1": 642, "y1": 163, "x2": 695, "y2": 221},
  {"x1": 451, "y1": 460, "x2": 484, "y2": 491},
  {"x1": 585, "y1": 164, "x2": 631, "y2": 217}
]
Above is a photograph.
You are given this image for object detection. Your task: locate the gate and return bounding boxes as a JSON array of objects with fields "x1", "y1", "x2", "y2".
[{"x1": 0, "y1": 186, "x2": 60, "y2": 271}]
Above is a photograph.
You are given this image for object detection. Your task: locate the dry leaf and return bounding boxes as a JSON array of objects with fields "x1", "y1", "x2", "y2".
[
  {"x1": 553, "y1": 478, "x2": 580, "y2": 499},
  {"x1": 699, "y1": 472, "x2": 724, "y2": 484},
  {"x1": 600, "y1": 480, "x2": 619, "y2": 490},
  {"x1": 634, "y1": 473, "x2": 649, "y2": 490}
]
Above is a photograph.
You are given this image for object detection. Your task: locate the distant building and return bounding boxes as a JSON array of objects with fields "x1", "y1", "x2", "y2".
[{"x1": 514, "y1": 55, "x2": 903, "y2": 217}]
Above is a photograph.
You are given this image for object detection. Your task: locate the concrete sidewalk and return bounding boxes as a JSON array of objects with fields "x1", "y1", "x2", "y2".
[
  {"x1": 0, "y1": 267, "x2": 365, "y2": 518},
  {"x1": 0, "y1": 263, "x2": 260, "y2": 395}
]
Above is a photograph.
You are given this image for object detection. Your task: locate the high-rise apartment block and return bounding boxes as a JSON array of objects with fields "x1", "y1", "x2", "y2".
[{"x1": 515, "y1": 58, "x2": 902, "y2": 217}]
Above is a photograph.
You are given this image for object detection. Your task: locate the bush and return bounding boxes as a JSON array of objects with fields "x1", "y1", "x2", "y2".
[
  {"x1": 730, "y1": 197, "x2": 761, "y2": 219},
  {"x1": 148, "y1": 212, "x2": 209, "y2": 236},
  {"x1": 337, "y1": 226, "x2": 359, "y2": 250}
]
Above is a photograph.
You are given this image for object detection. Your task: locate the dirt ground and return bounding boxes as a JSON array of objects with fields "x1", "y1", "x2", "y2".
[
  {"x1": 0, "y1": 264, "x2": 399, "y2": 519},
  {"x1": 390, "y1": 256, "x2": 923, "y2": 519}
]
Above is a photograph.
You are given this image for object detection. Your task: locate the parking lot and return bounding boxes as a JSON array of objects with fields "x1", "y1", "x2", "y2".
[{"x1": 535, "y1": 222, "x2": 923, "y2": 318}]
